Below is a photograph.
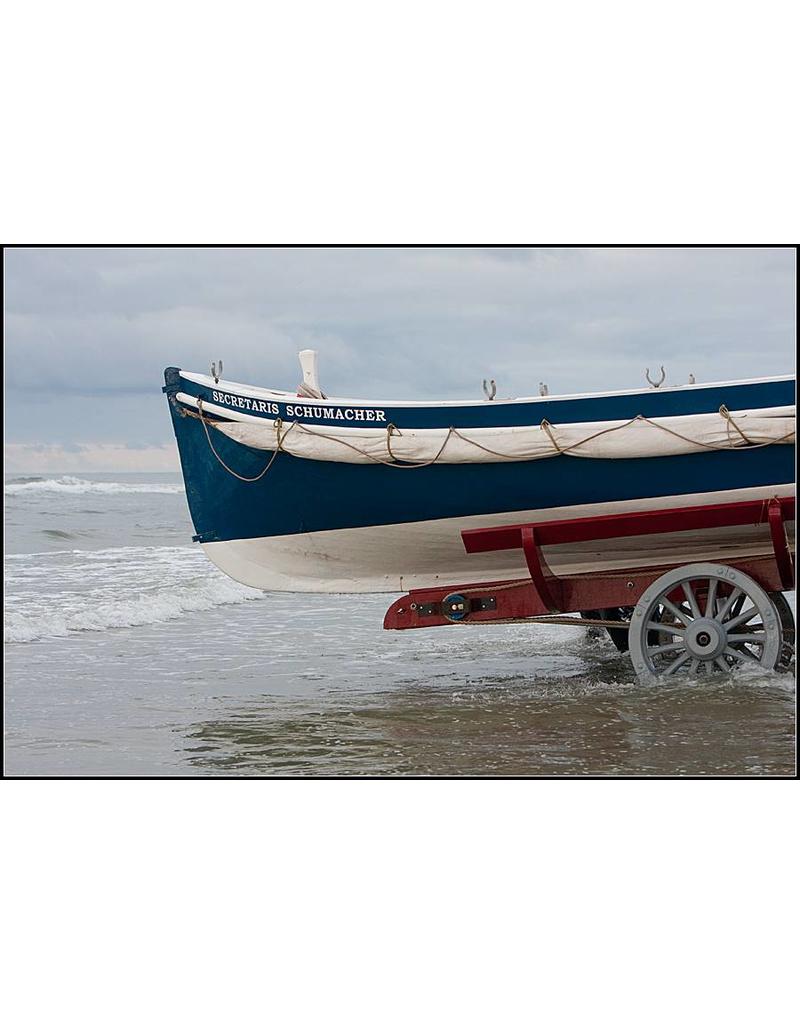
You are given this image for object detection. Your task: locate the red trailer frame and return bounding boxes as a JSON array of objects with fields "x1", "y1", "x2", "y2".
[{"x1": 383, "y1": 497, "x2": 795, "y2": 631}]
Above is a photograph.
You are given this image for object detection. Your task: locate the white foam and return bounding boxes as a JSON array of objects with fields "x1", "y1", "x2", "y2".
[
  {"x1": 6, "y1": 544, "x2": 189, "y2": 561},
  {"x1": 4, "y1": 543, "x2": 270, "y2": 642},
  {"x1": 4, "y1": 574, "x2": 266, "y2": 643},
  {"x1": 5, "y1": 475, "x2": 184, "y2": 495}
]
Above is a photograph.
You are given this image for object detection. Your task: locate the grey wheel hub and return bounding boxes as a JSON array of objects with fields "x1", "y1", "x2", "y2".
[{"x1": 684, "y1": 617, "x2": 728, "y2": 659}]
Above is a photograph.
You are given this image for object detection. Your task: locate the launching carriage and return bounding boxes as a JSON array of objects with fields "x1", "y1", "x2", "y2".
[
  {"x1": 382, "y1": 496, "x2": 795, "y2": 683},
  {"x1": 164, "y1": 352, "x2": 795, "y2": 682}
]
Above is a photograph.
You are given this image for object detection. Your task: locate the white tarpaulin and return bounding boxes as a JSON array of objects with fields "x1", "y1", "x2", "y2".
[{"x1": 176, "y1": 393, "x2": 795, "y2": 465}]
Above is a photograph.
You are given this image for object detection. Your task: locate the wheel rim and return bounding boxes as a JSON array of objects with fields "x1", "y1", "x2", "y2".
[
  {"x1": 629, "y1": 563, "x2": 783, "y2": 684},
  {"x1": 769, "y1": 592, "x2": 796, "y2": 671}
]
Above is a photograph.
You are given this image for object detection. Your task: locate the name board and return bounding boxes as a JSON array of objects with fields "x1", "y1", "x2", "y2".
[{"x1": 210, "y1": 390, "x2": 387, "y2": 423}]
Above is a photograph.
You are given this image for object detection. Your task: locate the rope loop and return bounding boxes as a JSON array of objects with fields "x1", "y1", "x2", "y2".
[
  {"x1": 719, "y1": 404, "x2": 753, "y2": 446},
  {"x1": 386, "y1": 423, "x2": 398, "y2": 462},
  {"x1": 196, "y1": 397, "x2": 284, "y2": 483},
  {"x1": 540, "y1": 419, "x2": 563, "y2": 454}
]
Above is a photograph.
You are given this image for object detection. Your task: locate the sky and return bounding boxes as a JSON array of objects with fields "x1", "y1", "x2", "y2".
[{"x1": 4, "y1": 246, "x2": 796, "y2": 473}]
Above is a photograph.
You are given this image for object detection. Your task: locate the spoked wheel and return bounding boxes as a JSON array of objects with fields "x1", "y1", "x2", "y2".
[
  {"x1": 628, "y1": 563, "x2": 784, "y2": 684},
  {"x1": 769, "y1": 591, "x2": 796, "y2": 671}
]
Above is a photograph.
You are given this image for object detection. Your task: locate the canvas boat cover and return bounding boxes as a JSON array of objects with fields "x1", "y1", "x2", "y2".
[{"x1": 175, "y1": 393, "x2": 795, "y2": 466}]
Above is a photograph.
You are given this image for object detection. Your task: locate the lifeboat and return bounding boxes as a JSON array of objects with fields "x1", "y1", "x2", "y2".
[{"x1": 163, "y1": 354, "x2": 795, "y2": 593}]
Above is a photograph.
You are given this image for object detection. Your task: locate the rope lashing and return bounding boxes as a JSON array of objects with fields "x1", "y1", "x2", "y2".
[
  {"x1": 448, "y1": 427, "x2": 538, "y2": 460},
  {"x1": 180, "y1": 396, "x2": 794, "y2": 478},
  {"x1": 540, "y1": 410, "x2": 794, "y2": 459},
  {"x1": 194, "y1": 398, "x2": 295, "y2": 482},
  {"x1": 250, "y1": 420, "x2": 458, "y2": 470},
  {"x1": 539, "y1": 414, "x2": 660, "y2": 456},
  {"x1": 651, "y1": 406, "x2": 794, "y2": 451},
  {"x1": 389, "y1": 424, "x2": 455, "y2": 467}
]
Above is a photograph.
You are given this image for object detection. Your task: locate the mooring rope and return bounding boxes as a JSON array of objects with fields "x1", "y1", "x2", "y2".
[{"x1": 454, "y1": 614, "x2": 632, "y2": 629}]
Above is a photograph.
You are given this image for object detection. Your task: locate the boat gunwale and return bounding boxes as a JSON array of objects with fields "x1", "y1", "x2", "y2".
[
  {"x1": 178, "y1": 370, "x2": 795, "y2": 411},
  {"x1": 174, "y1": 391, "x2": 796, "y2": 438}
]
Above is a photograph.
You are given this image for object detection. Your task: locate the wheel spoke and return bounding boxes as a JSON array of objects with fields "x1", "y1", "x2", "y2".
[
  {"x1": 730, "y1": 594, "x2": 747, "y2": 619},
  {"x1": 662, "y1": 598, "x2": 692, "y2": 626},
  {"x1": 726, "y1": 633, "x2": 765, "y2": 645},
  {"x1": 715, "y1": 587, "x2": 742, "y2": 622},
  {"x1": 705, "y1": 578, "x2": 719, "y2": 617},
  {"x1": 715, "y1": 656, "x2": 731, "y2": 673},
  {"x1": 663, "y1": 651, "x2": 692, "y2": 676},
  {"x1": 724, "y1": 644, "x2": 761, "y2": 664},
  {"x1": 724, "y1": 606, "x2": 760, "y2": 631},
  {"x1": 647, "y1": 622, "x2": 686, "y2": 636},
  {"x1": 647, "y1": 643, "x2": 685, "y2": 657},
  {"x1": 682, "y1": 581, "x2": 702, "y2": 619}
]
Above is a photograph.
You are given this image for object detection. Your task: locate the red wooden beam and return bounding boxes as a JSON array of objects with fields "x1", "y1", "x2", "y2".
[
  {"x1": 462, "y1": 496, "x2": 795, "y2": 554},
  {"x1": 520, "y1": 525, "x2": 561, "y2": 612},
  {"x1": 768, "y1": 500, "x2": 795, "y2": 589}
]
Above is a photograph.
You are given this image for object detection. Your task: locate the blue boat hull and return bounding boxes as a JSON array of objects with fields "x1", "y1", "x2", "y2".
[{"x1": 164, "y1": 369, "x2": 795, "y2": 591}]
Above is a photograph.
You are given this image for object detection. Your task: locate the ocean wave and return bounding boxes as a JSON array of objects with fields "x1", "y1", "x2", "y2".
[
  {"x1": 4, "y1": 574, "x2": 266, "y2": 643},
  {"x1": 5, "y1": 475, "x2": 184, "y2": 495}
]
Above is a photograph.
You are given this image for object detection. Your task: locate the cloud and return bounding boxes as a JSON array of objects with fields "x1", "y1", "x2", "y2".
[
  {"x1": 4, "y1": 246, "x2": 796, "y2": 462},
  {"x1": 3, "y1": 442, "x2": 180, "y2": 474}
]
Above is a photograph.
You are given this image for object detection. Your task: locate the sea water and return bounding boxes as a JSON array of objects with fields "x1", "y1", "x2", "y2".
[{"x1": 4, "y1": 473, "x2": 795, "y2": 776}]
